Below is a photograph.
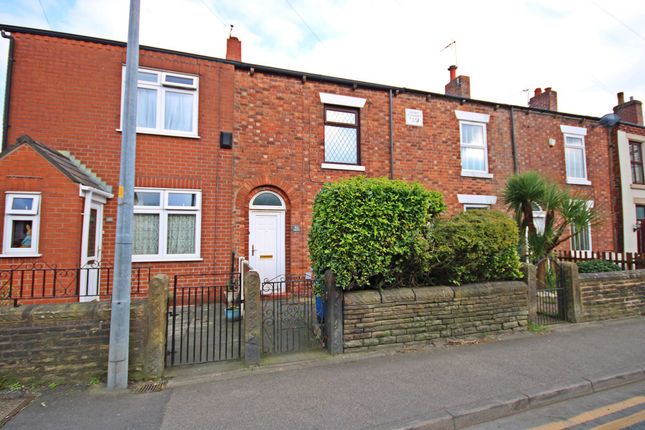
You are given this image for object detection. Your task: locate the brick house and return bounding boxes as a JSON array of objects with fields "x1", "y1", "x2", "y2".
[{"x1": 1, "y1": 24, "x2": 642, "y2": 297}]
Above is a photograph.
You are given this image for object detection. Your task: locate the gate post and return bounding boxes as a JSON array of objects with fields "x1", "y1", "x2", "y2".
[
  {"x1": 144, "y1": 274, "x2": 168, "y2": 379},
  {"x1": 324, "y1": 270, "x2": 344, "y2": 355},
  {"x1": 243, "y1": 264, "x2": 262, "y2": 366},
  {"x1": 521, "y1": 263, "x2": 537, "y2": 323},
  {"x1": 560, "y1": 261, "x2": 583, "y2": 322}
]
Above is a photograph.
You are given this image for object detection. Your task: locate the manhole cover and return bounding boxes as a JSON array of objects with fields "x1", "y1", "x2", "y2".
[{"x1": 132, "y1": 381, "x2": 166, "y2": 394}]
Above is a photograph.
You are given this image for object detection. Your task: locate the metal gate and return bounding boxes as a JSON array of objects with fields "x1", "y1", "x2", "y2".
[
  {"x1": 166, "y1": 272, "x2": 243, "y2": 367},
  {"x1": 261, "y1": 276, "x2": 320, "y2": 354},
  {"x1": 533, "y1": 257, "x2": 568, "y2": 325}
]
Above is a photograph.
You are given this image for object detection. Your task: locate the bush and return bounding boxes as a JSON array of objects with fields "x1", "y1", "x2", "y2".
[
  {"x1": 308, "y1": 177, "x2": 445, "y2": 290},
  {"x1": 422, "y1": 210, "x2": 523, "y2": 285},
  {"x1": 577, "y1": 259, "x2": 622, "y2": 273}
]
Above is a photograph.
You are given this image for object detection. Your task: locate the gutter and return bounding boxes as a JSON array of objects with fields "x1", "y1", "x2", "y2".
[
  {"x1": 1, "y1": 29, "x2": 14, "y2": 152},
  {"x1": 79, "y1": 184, "x2": 114, "y2": 199},
  {"x1": 510, "y1": 105, "x2": 518, "y2": 173}
]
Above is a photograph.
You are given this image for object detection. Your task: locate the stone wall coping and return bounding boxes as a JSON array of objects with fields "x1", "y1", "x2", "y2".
[
  {"x1": 343, "y1": 280, "x2": 526, "y2": 305},
  {"x1": 579, "y1": 269, "x2": 645, "y2": 282},
  {"x1": 0, "y1": 300, "x2": 146, "y2": 325}
]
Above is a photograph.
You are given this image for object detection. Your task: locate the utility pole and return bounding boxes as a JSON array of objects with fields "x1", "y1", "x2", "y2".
[{"x1": 107, "y1": 0, "x2": 140, "y2": 390}]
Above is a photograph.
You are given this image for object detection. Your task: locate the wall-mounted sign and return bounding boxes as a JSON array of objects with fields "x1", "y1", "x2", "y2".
[{"x1": 405, "y1": 109, "x2": 423, "y2": 127}]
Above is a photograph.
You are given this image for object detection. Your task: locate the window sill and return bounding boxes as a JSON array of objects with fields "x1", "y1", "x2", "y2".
[
  {"x1": 116, "y1": 129, "x2": 200, "y2": 139},
  {"x1": 132, "y1": 256, "x2": 203, "y2": 263},
  {"x1": 321, "y1": 163, "x2": 366, "y2": 172},
  {"x1": 0, "y1": 253, "x2": 42, "y2": 258},
  {"x1": 631, "y1": 183, "x2": 645, "y2": 190},
  {"x1": 566, "y1": 178, "x2": 592, "y2": 186},
  {"x1": 461, "y1": 170, "x2": 493, "y2": 179}
]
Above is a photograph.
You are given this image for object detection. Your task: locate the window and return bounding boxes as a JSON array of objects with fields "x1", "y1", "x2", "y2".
[
  {"x1": 571, "y1": 224, "x2": 592, "y2": 251},
  {"x1": 132, "y1": 189, "x2": 201, "y2": 261},
  {"x1": 2, "y1": 193, "x2": 40, "y2": 256},
  {"x1": 464, "y1": 204, "x2": 490, "y2": 211},
  {"x1": 532, "y1": 203, "x2": 546, "y2": 235},
  {"x1": 458, "y1": 194, "x2": 496, "y2": 211},
  {"x1": 630, "y1": 140, "x2": 644, "y2": 184},
  {"x1": 324, "y1": 106, "x2": 359, "y2": 165},
  {"x1": 561, "y1": 125, "x2": 590, "y2": 185},
  {"x1": 122, "y1": 68, "x2": 199, "y2": 137},
  {"x1": 455, "y1": 111, "x2": 491, "y2": 178}
]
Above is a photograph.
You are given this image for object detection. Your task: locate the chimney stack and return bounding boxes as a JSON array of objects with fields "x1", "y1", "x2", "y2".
[
  {"x1": 528, "y1": 87, "x2": 558, "y2": 111},
  {"x1": 226, "y1": 36, "x2": 242, "y2": 62},
  {"x1": 613, "y1": 91, "x2": 643, "y2": 126},
  {"x1": 445, "y1": 65, "x2": 470, "y2": 99}
]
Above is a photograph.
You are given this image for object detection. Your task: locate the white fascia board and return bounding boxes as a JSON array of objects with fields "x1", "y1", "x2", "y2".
[
  {"x1": 455, "y1": 110, "x2": 490, "y2": 123},
  {"x1": 319, "y1": 93, "x2": 366, "y2": 108},
  {"x1": 560, "y1": 125, "x2": 587, "y2": 136},
  {"x1": 457, "y1": 194, "x2": 497, "y2": 205}
]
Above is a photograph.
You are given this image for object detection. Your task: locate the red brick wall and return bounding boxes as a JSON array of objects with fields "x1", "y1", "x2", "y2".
[
  {"x1": 6, "y1": 33, "x2": 236, "y2": 278},
  {"x1": 0, "y1": 145, "x2": 82, "y2": 268}
]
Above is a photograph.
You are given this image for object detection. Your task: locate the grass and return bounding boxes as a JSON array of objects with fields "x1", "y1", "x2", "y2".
[
  {"x1": 527, "y1": 321, "x2": 549, "y2": 334},
  {"x1": 88, "y1": 376, "x2": 101, "y2": 386}
]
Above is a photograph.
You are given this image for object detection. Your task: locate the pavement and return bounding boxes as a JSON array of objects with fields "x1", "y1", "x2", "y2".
[{"x1": 2, "y1": 317, "x2": 644, "y2": 430}]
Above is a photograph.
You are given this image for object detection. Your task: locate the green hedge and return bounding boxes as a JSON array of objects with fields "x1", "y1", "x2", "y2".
[
  {"x1": 421, "y1": 210, "x2": 523, "y2": 285},
  {"x1": 577, "y1": 259, "x2": 623, "y2": 273},
  {"x1": 308, "y1": 177, "x2": 445, "y2": 290}
]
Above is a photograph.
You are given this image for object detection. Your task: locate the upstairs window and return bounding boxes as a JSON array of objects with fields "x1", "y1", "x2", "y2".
[
  {"x1": 132, "y1": 189, "x2": 201, "y2": 262},
  {"x1": 630, "y1": 140, "x2": 644, "y2": 184},
  {"x1": 455, "y1": 111, "x2": 491, "y2": 178},
  {"x1": 324, "y1": 106, "x2": 359, "y2": 165},
  {"x1": 561, "y1": 125, "x2": 590, "y2": 185},
  {"x1": 2, "y1": 193, "x2": 41, "y2": 256},
  {"x1": 122, "y1": 68, "x2": 199, "y2": 138}
]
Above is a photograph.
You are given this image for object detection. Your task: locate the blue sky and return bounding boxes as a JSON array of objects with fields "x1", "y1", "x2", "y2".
[{"x1": 0, "y1": 0, "x2": 644, "y2": 143}]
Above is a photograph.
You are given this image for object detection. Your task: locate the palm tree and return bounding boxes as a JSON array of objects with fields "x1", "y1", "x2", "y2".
[{"x1": 503, "y1": 172, "x2": 599, "y2": 263}]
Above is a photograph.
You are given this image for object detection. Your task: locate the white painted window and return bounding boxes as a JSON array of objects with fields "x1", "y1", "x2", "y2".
[
  {"x1": 455, "y1": 111, "x2": 491, "y2": 178},
  {"x1": 561, "y1": 125, "x2": 590, "y2": 185},
  {"x1": 2, "y1": 193, "x2": 41, "y2": 256},
  {"x1": 571, "y1": 200, "x2": 593, "y2": 251},
  {"x1": 458, "y1": 194, "x2": 497, "y2": 211},
  {"x1": 132, "y1": 188, "x2": 201, "y2": 262},
  {"x1": 122, "y1": 68, "x2": 199, "y2": 138}
]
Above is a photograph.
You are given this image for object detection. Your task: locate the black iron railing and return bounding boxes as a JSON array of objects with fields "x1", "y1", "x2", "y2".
[
  {"x1": 0, "y1": 263, "x2": 149, "y2": 307},
  {"x1": 166, "y1": 272, "x2": 243, "y2": 367}
]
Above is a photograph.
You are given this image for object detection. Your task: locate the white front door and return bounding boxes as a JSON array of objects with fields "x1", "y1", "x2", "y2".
[
  {"x1": 249, "y1": 210, "x2": 285, "y2": 292},
  {"x1": 80, "y1": 202, "x2": 103, "y2": 302}
]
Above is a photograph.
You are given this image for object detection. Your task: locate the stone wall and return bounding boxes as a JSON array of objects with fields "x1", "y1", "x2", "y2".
[
  {"x1": 579, "y1": 270, "x2": 645, "y2": 321},
  {"x1": 344, "y1": 281, "x2": 528, "y2": 352},
  {"x1": 0, "y1": 274, "x2": 168, "y2": 385}
]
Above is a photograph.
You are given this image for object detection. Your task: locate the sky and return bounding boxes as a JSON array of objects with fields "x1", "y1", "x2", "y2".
[{"x1": 0, "y1": 0, "x2": 644, "y2": 134}]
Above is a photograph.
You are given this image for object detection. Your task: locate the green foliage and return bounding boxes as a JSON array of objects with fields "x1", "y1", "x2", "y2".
[
  {"x1": 419, "y1": 210, "x2": 523, "y2": 285},
  {"x1": 527, "y1": 321, "x2": 549, "y2": 334},
  {"x1": 577, "y1": 259, "x2": 623, "y2": 273},
  {"x1": 88, "y1": 376, "x2": 101, "y2": 386},
  {"x1": 308, "y1": 176, "x2": 445, "y2": 290},
  {"x1": 503, "y1": 171, "x2": 600, "y2": 262}
]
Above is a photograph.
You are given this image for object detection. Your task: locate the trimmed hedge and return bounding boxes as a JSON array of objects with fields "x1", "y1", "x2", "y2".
[
  {"x1": 308, "y1": 177, "x2": 445, "y2": 290},
  {"x1": 577, "y1": 259, "x2": 623, "y2": 273},
  {"x1": 420, "y1": 210, "x2": 523, "y2": 285}
]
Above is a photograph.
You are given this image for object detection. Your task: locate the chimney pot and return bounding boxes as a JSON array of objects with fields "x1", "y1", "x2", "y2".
[
  {"x1": 529, "y1": 86, "x2": 557, "y2": 111},
  {"x1": 630, "y1": 96, "x2": 634, "y2": 101},
  {"x1": 545, "y1": 87, "x2": 552, "y2": 93},
  {"x1": 534, "y1": 88, "x2": 542, "y2": 97},
  {"x1": 448, "y1": 65, "x2": 457, "y2": 81},
  {"x1": 617, "y1": 92, "x2": 625, "y2": 105}
]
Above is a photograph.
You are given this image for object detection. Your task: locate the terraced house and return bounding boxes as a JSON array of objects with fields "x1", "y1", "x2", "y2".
[{"x1": 0, "y1": 24, "x2": 643, "y2": 301}]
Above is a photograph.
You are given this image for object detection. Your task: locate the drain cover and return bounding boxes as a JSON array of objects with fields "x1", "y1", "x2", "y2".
[{"x1": 132, "y1": 381, "x2": 166, "y2": 394}]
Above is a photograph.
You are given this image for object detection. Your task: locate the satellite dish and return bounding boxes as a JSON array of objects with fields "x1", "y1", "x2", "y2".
[{"x1": 599, "y1": 113, "x2": 620, "y2": 126}]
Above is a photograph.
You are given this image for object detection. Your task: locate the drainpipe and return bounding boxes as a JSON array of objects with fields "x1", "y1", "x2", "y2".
[
  {"x1": 389, "y1": 89, "x2": 394, "y2": 179},
  {"x1": 1, "y1": 30, "x2": 14, "y2": 152},
  {"x1": 510, "y1": 105, "x2": 518, "y2": 173}
]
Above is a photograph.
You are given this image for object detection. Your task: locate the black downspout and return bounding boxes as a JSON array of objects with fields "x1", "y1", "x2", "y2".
[
  {"x1": 389, "y1": 89, "x2": 394, "y2": 179},
  {"x1": 1, "y1": 30, "x2": 14, "y2": 152},
  {"x1": 510, "y1": 105, "x2": 518, "y2": 173}
]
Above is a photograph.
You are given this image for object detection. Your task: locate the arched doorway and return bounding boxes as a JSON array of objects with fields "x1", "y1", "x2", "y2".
[{"x1": 248, "y1": 191, "x2": 286, "y2": 286}]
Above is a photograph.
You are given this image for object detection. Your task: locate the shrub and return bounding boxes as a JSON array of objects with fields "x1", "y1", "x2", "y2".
[
  {"x1": 308, "y1": 177, "x2": 445, "y2": 290},
  {"x1": 423, "y1": 210, "x2": 523, "y2": 285},
  {"x1": 577, "y1": 259, "x2": 622, "y2": 273}
]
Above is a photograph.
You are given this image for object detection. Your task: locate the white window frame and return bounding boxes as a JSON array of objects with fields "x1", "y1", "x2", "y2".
[
  {"x1": 458, "y1": 194, "x2": 497, "y2": 211},
  {"x1": 132, "y1": 188, "x2": 202, "y2": 262},
  {"x1": 2, "y1": 192, "x2": 41, "y2": 257},
  {"x1": 455, "y1": 111, "x2": 492, "y2": 178},
  {"x1": 561, "y1": 125, "x2": 591, "y2": 185},
  {"x1": 570, "y1": 200, "x2": 594, "y2": 251},
  {"x1": 319, "y1": 93, "x2": 367, "y2": 171},
  {"x1": 121, "y1": 67, "x2": 200, "y2": 138}
]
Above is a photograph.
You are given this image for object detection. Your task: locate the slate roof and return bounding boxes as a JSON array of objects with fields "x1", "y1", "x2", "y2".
[{"x1": 0, "y1": 135, "x2": 112, "y2": 194}]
